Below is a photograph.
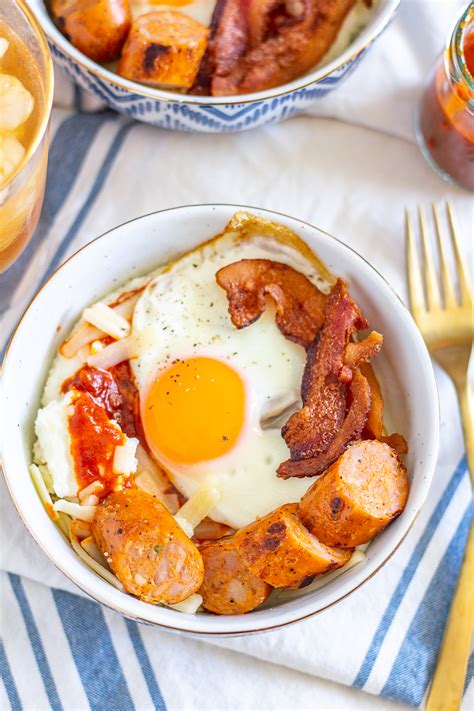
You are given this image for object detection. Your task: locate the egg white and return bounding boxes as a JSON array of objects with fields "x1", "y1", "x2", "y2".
[
  {"x1": 35, "y1": 391, "x2": 78, "y2": 498},
  {"x1": 131, "y1": 228, "x2": 331, "y2": 529}
]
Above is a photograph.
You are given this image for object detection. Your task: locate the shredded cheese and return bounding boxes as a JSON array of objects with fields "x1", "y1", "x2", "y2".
[
  {"x1": 78, "y1": 480, "x2": 104, "y2": 503},
  {"x1": 29, "y1": 463, "x2": 60, "y2": 522},
  {"x1": 87, "y1": 335, "x2": 138, "y2": 370},
  {"x1": 90, "y1": 340, "x2": 105, "y2": 354},
  {"x1": 83, "y1": 302, "x2": 131, "y2": 340},
  {"x1": 167, "y1": 593, "x2": 203, "y2": 614},
  {"x1": 0, "y1": 38, "x2": 9, "y2": 60},
  {"x1": 70, "y1": 519, "x2": 92, "y2": 540},
  {"x1": 173, "y1": 485, "x2": 221, "y2": 537},
  {"x1": 60, "y1": 322, "x2": 104, "y2": 358},
  {"x1": 112, "y1": 293, "x2": 142, "y2": 320},
  {"x1": 69, "y1": 529, "x2": 126, "y2": 592},
  {"x1": 174, "y1": 515, "x2": 194, "y2": 539},
  {"x1": 59, "y1": 293, "x2": 139, "y2": 358},
  {"x1": 77, "y1": 345, "x2": 91, "y2": 363},
  {"x1": 80, "y1": 536, "x2": 108, "y2": 566},
  {"x1": 113, "y1": 438, "x2": 138, "y2": 476},
  {"x1": 135, "y1": 470, "x2": 167, "y2": 505},
  {"x1": 53, "y1": 499, "x2": 97, "y2": 522},
  {"x1": 135, "y1": 444, "x2": 179, "y2": 513}
]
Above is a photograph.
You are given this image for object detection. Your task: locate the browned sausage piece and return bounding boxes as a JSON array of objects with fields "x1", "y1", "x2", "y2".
[
  {"x1": 299, "y1": 440, "x2": 409, "y2": 548},
  {"x1": 91, "y1": 489, "x2": 204, "y2": 605},
  {"x1": 234, "y1": 504, "x2": 352, "y2": 589},
  {"x1": 117, "y1": 12, "x2": 208, "y2": 89},
  {"x1": 199, "y1": 536, "x2": 271, "y2": 615},
  {"x1": 51, "y1": 0, "x2": 131, "y2": 64},
  {"x1": 193, "y1": 517, "x2": 234, "y2": 542}
]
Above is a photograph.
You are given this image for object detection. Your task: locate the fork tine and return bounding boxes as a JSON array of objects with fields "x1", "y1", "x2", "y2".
[
  {"x1": 406, "y1": 209, "x2": 425, "y2": 318},
  {"x1": 447, "y1": 202, "x2": 473, "y2": 307},
  {"x1": 418, "y1": 205, "x2": 441, "y2": 310},
  {"x1": 432, "y1": 202, "x2": 458, "y2": 309}
]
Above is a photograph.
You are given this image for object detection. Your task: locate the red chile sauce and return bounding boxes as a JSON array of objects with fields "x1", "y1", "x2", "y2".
[
  {"x1": 62, "y1": 363, "x2": 144, "y2": 496},
  {"x1": 418, "y1": 17, "x2": 474, "y2": 190},
  {"x1": 62, "y1": 363, "x2": 143, "y2": 440},
  {"x1": 466, "y1": 28, "x2": 474, "y2": 76},
  {"x1": 68, "y1": 390, "x2": 127, "y2": 493}
]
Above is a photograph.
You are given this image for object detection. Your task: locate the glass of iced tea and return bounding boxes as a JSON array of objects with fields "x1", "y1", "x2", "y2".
[{"x1": 0, "y1": 0, "x2": 53, "y2": 273}]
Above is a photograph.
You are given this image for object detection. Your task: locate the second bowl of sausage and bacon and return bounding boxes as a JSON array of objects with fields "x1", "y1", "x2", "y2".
[{"x1": 26, "y1": 1, "x2": 400, "y2": 132}]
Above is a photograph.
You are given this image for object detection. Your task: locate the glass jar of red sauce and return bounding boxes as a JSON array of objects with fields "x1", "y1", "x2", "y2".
[{"x1": 417, "y1": 4, "x2": 474, "y2": 191}]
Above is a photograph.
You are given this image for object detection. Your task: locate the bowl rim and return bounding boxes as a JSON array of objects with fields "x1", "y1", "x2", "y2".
[
  {"x1": 27, "y1": 0, "x2": 400, "y2": 106},
  {"x1": 1, "y1": 202, "x2": 439, "y2": 636}
]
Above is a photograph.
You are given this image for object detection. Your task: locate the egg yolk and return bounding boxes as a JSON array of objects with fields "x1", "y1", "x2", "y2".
[{"x1": 144, "y1": 357, "x2": 245, "y2": 464}]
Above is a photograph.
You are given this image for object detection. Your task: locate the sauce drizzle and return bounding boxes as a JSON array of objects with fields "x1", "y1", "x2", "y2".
[{"x1": 68, "y1": 390, "x2": 127, "y2": 493}]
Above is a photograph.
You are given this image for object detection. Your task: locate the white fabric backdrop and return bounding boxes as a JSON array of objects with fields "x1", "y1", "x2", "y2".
[{"x1": 1, "y1": 1, "x2": 473, "y2": 709}]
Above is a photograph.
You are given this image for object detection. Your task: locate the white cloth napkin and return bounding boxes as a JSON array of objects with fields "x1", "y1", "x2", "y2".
[{"x1": 1, "y1": 1, "x2": 473, "y2": 709}]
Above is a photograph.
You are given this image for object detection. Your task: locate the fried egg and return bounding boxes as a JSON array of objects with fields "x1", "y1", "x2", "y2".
[{"x1": 131, "y1": 214, "x2": 332, "y2": 529}]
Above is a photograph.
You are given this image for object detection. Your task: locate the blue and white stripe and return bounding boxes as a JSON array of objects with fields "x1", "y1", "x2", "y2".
[{"x1": 1, "y1": 92, "x2": 473, "y2": 710}]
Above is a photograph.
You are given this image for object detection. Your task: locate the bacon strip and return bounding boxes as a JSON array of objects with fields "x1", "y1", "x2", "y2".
[
  {"x1": 281, "y1": 279, "x2": 367, "y2": 461},
  {"x1": 194, "y1": 0, "x2": 357, "y2": 96},
  {"x1": 345, "y1": 331, "x2": 383, "y2": 370},
  {"x1": 216, "y1": 258, "x2": 327, "y2": 348},
  {"x1": 278, "y1": 369, "x2": 371, "y2": 479},
  {"x1": 381, "y1": 433, "x2": 408, "y2": 455},
  {"x1": 360, "y1": 363, "x2": 408, "y2": 455},
  {"x1": 193, "y1": 0, "x2": 248, "y2": 95}
]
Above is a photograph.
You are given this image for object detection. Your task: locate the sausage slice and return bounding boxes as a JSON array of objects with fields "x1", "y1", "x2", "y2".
[
  {"x1": 199, "y1": 536, "x2": 271, "y2": 615},
  {"x1": 51, "y1": 0, "x2": 131, "y2": 64},
  {"x1": 117, "y1": 12, "x2": 208, "y2": 89},
  {"x1": 299, "y1": 440, "x2": 409, "y2": 548},
  {"x1": 234, "y1": 503, "x2": 352, "y2": 589},
  {"x1": 91, "y1": 489, "x2": 204, "y2": 605}
]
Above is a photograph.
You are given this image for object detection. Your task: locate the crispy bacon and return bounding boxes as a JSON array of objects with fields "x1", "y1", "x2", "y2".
[
  {"x1": 360, "y1": 363, "x2": 408, "y2": 455},
  {"x1": 278, "y1": 368, "x2": 371, "y2": 478},
  {"x1": 217, "y1": 260, "x2": 403, "y2": 475},
  {"x1": 380, "y1": 433, "x2": 408, "y2": 455},
  {"x1": 216, "y1": 258, "x2": 327, "y2": 348},
  {"x1": 193, "y1": 0, "x2": 357, "y2": 96},
  {"x1": 345, "y1": 331, "x2": 383, "y2": 370},
  {"x1": 281, "y1": 279, "x2": 367, "y2": 462},
  {"x1": 193, "y1": 0, "x2": 248, "y2": 94}
]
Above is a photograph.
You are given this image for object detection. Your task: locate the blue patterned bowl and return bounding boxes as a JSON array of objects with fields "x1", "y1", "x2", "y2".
[{"x1": 28, "y1": 0, "x2": 399, "y2": 133}]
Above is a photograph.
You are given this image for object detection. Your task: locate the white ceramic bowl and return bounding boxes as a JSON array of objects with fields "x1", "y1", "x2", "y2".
[
  {"x1": 27, "y1": 0, "x2": 399, "y2": 132},
  {"x1": 1, "y1": 204, "x2": 439, "y2": 636}
]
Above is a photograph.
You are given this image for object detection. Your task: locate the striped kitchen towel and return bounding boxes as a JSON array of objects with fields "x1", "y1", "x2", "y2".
[{"x1": 1, "y1": 1, "x2": 473, "y2": 708}]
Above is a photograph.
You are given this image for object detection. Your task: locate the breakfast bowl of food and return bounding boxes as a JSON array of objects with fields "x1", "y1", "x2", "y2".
[
  {"x1": 26, "y1": 0, "x2": 399, "y2": 132},
  {"x1": 0, "y1": 204, "x2": 438, "y2": 635}
]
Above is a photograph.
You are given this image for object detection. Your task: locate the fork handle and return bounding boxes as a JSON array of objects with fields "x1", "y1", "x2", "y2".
[
  {"x1": 425, "y1": 526, "x2": 474, "y2": 711},
  {"x1": 458, "y1": 380, "x2": 474, "y2": 482},
  {"x1": 426, "y1": 379, "x2": 474, "y2": 711}
]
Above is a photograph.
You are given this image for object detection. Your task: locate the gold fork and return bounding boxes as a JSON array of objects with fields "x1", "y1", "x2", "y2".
[{"x1": 406, "y1": 202, "x2": 473, "y2": 711}]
